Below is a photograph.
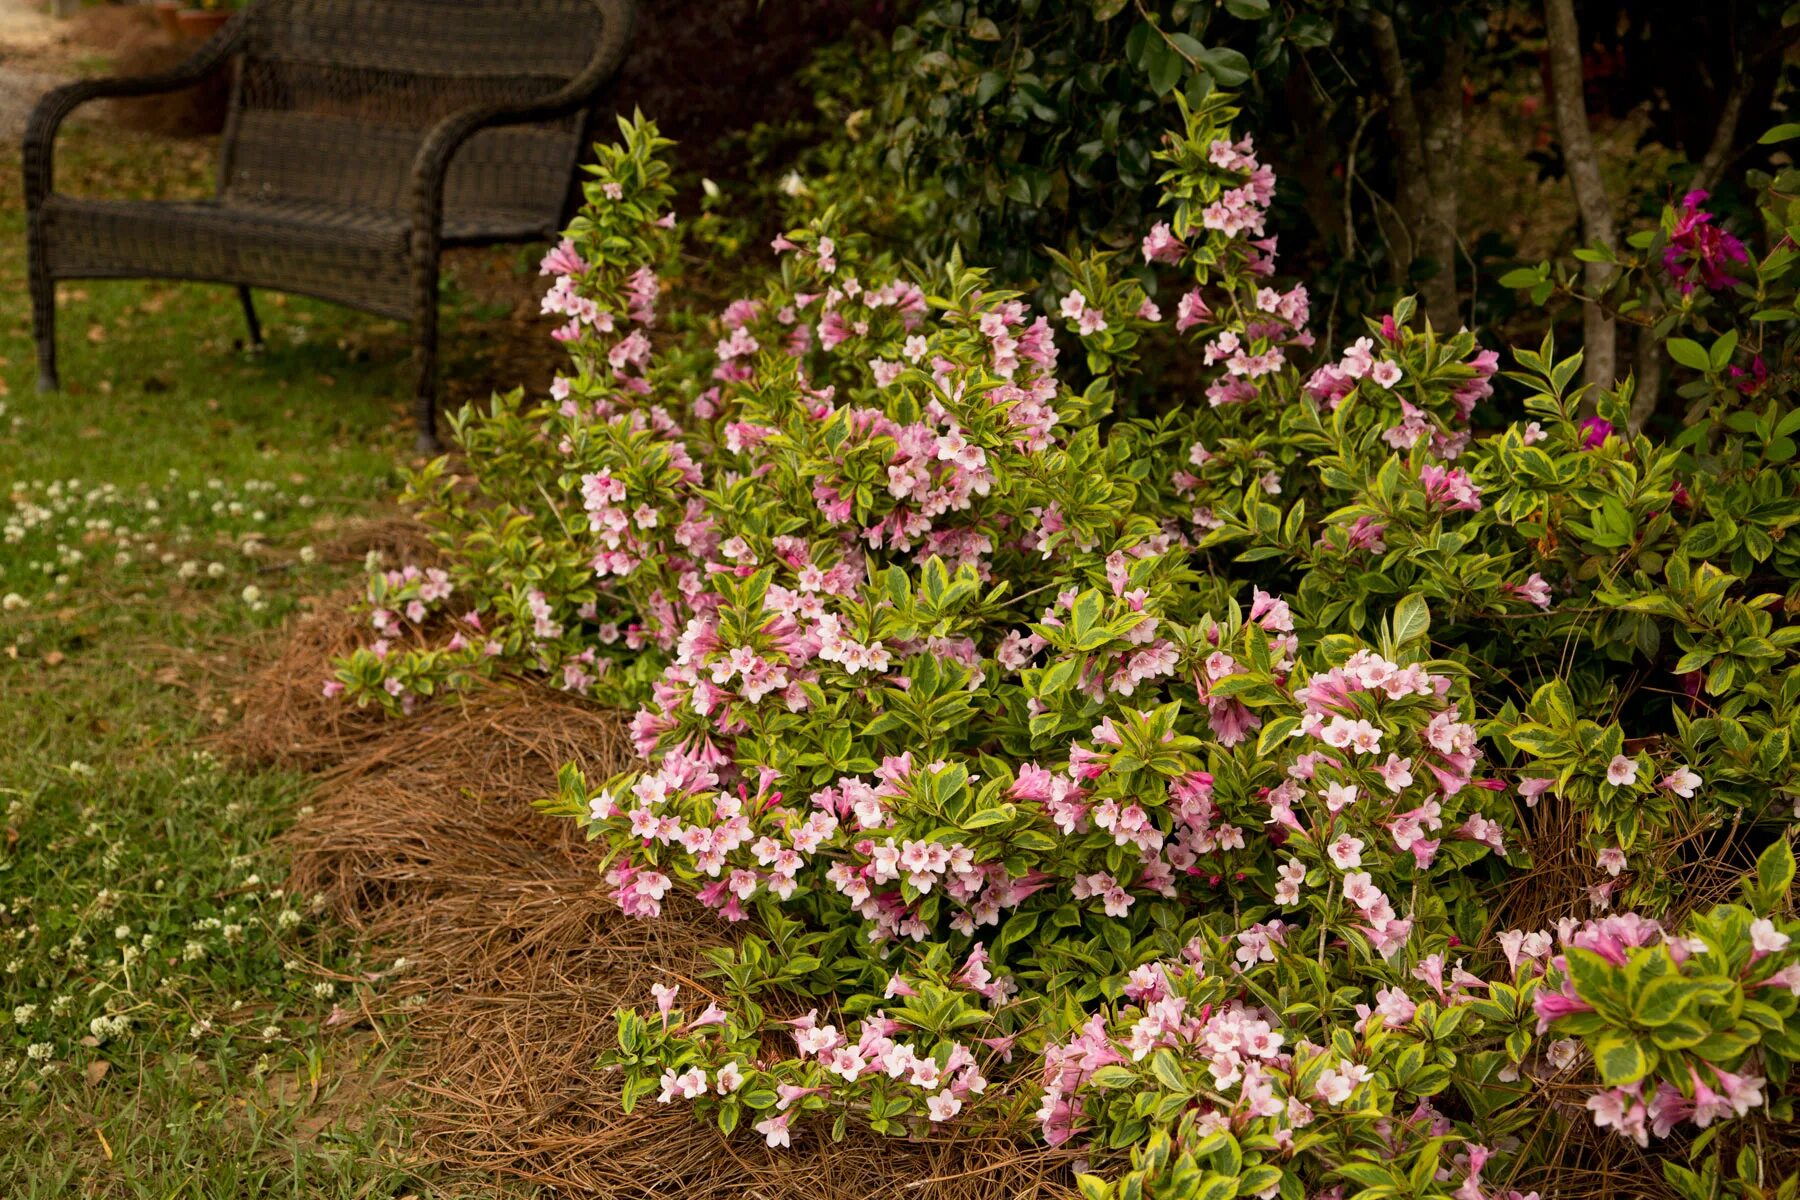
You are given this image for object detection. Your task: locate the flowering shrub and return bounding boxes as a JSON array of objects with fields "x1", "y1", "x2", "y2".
[{"x1": 331, "y1": 106, "x2": 1800, "y2": 1192}]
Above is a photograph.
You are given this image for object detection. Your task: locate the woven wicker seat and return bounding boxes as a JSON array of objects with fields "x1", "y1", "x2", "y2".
[{"x1": 24, "y1": 0, "x2": 636, "y2": 450}]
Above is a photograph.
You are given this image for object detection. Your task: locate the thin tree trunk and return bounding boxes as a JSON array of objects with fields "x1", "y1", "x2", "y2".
[
  {"x1": 1419, "y1": 35, "x2": 1466, "y2": 328},
  {"x1": 1691, "y1": 25, "x2": 1800, "y2": 192},
  {"x1": 1693, "y1": 73, "x2": 1751, "y2": 194},
  {"x1": 1368, "y1": 12, "x2": 1463, "y2": 332},
  {"x1": 1544, "y1": 0, "x2": 1617, "y2": 391},
  {"x1": 1627, "y1": 327, "x2": 1663, "y2": 434}
]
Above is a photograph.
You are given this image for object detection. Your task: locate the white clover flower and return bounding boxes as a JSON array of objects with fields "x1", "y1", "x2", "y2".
[
  {"x1": 89, "y1": 1014, "x2": 129, "y2": 1042},
  {"x1": 182, "y1": 941, "x2": 207, "y2": 962},
  {"x1": 13, "y1": 1004, "x2": 38, "y2": 1025},
  {"x1": 206, "y1": 562, "x2": 226, "y2": 579},
  {"x1": 26, "y1": 1042, "x2": 52, "y2": 1062}
]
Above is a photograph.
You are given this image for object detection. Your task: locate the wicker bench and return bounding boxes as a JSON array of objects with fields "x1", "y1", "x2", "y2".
[{"x1": 24, "y1": 0, "x2": 635, "y2": 450}]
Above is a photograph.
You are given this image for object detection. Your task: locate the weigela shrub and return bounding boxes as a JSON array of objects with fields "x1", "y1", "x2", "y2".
[{"x1": 331, "y1": 104, "x2": 1800, "y2": 1194}]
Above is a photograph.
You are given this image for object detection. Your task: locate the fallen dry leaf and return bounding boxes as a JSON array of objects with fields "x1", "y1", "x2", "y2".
[
  {"x1": 85, "y1": 1060, "x2": 110, "y2": 1085},
  {"x1": 86, "y1": 324, "x2": 106, "y2": 344},
  {"x1": 43, "y1": 651, "x2": 66, "y2": 667}
]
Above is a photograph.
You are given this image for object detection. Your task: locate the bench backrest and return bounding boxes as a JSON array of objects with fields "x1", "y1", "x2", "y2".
[{"x1": 219, "y1": 0, "x2": 617, "y2": 226}]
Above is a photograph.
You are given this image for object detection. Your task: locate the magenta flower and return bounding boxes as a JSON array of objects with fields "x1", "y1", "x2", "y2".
[
  {"x1": 1662, "y1": 190, "x2": 1747, "y2": 295},
  {"x1": 1729, "y1": 355, "x2": 1768, "y2": 395},
  {"x1": 1579, "y1": 416, "x2": 1614, "y2": 449}
]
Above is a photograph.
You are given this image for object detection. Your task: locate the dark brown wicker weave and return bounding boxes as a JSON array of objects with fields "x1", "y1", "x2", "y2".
[{"x1": 24, "y1": 0, "x2": 635, "y2": 450}]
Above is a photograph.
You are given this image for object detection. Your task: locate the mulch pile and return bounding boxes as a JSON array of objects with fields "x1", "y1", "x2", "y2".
[{"x1": 223, "y1": 522, "x2": 1077, "y2": 1199}]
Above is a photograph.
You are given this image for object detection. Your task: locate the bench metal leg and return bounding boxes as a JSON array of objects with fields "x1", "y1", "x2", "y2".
[
  {"x1": 237, "y1": 284, "x2": 263, "y2": 349},
  {"x1": 28, "y1": 231, "x2": 57, "y2": 393}
]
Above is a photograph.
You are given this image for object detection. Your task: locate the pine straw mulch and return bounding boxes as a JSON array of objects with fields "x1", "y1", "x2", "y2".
[{"x1": 221, "y1": 527, "x2": 1077, "y2": 1199}]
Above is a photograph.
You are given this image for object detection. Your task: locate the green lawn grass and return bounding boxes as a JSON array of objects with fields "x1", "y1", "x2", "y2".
[{"x1": 0, "y1": 120, "x2": 523, "y2": 1198}]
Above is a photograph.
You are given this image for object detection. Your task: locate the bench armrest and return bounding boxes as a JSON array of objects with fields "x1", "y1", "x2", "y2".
[
  {"x1": 23, "y1": 13, "x2": 250, "y2": 212},
  {"x1": 408, "y1": 0, "x2": 635, "y2": 249}
]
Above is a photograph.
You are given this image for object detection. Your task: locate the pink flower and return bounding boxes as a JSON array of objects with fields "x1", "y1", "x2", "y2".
[
  {"x1": 754, "y1": 1112, "x2": 793, "y2": 1147},
  {"x1": 650, "y1": 981, "x2": 679, "y2": 1025},
  {"x1": 1596, "y1": 848, "x2": 1627, "y2": 877},
  {"x1": 1751, "y1": 918, "x2": 1791, "y2": 955},
  {"x1": 1327, "y1": 835, "x2": 1365, "y2": 870},
  {"x1": 1659, "y1": 766, "x2": 1701, "y2": 797},
  {"x1": 1605, "y1": 755, "x2": 1639, "y2": 787},
  {"x1": 1505, "y1": 573, "x2": 1552, "y2": 609},
  {"x1": 1517, "y1": 777, "x2": 1555, "y2": 807},
  {"x1": 538, "y1": 237, "x2": 588, "y2": 277},
  {"x1": 1059, "y1": 291, "x2": 1107, "y2": 336},
  {"x1": 926, "y1": 1090, "x2": 963, "y2": 1121},
  {"x1": 715, "y1": 1060, "x2": 745, "y2": 1093},
  {"x1": 1419, "y1": 464, "x2": 1483, "y2": 512},
  {"x1": 1141, "y1": 221, "x2": 1186, "y2": 265},
  {"x1": 1175, "y1": 288, "x2": 1211, "y2": 332},
  {"x1": 1370, "y1": 359, "x2": 1403, "y2": 389},
  {"x1": 1313, "y1": 1061, "x2": 1369, "y2": 1105},
  {"x1": 1588, "y1": 1088, "x2": 1648, "y2": 1147}
]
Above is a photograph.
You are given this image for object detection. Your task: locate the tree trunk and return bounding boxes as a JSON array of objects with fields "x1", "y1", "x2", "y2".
[
  {"x1": 1544, "y1": 0, "x2": 1618, "y2": 391},
  {"x1": 1627, "y1": 327, "x2": 1663, "y2": 434},
  {"x1": 1368, "y1": 12, "x2": 1464, "y2": 332},
  {"x1": 1691, "y1": 25, "x2": 1800, "y2": 192},
  {"x1": 1419, "y1": 36, "x2": 1466, "y2": 331}
]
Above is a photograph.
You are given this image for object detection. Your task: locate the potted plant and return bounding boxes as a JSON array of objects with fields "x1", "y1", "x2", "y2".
[{"x1": 175, "y1": 0, "x2": 237, "y2": 40}]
